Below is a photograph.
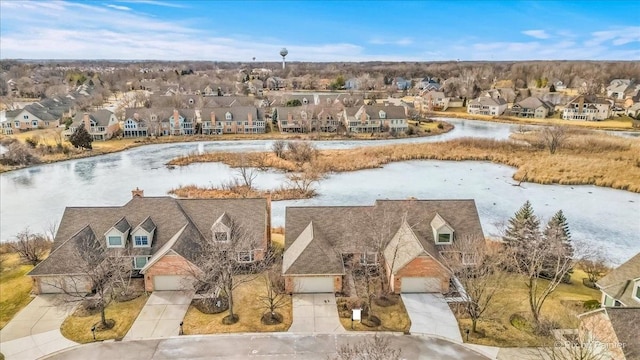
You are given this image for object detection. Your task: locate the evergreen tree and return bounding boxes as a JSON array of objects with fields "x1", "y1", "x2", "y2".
[
  {"x1": 503, "y1": 201, "x2": 541, "y2": 271},
  {"x1": 69, "y1": 124, "x2": 93, "y2": 150},
  {"x1": 541, "y1": 210, "x2": 574, "y2": 282}
]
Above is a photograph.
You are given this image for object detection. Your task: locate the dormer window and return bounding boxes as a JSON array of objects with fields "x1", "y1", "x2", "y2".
[
  {"x1": 431, "y1": 213, "x2": 454, "y2": 245},
  {"x1": 215, "y1": 232, "x2": 228, "y2": 242},
  {"x1": 134, "y1": 235, "x2": 149, "y2": 246},
  {"x1": 634, "y1": 280, "x2": 640, "y2": 302},
  {"x1": 108, "y1": 236, "x2": 122, "y2": 247},
  {"x1": 379, "y1": 110, "x2": 386, "y2": 119},
  {"x1": 225, "y1": 112, "x2": 232, "y2": 121}
]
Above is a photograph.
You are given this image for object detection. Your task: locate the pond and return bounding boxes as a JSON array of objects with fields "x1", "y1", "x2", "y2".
[{"x1": 1, "y1": 118, "x2": 638, "y2": 265}]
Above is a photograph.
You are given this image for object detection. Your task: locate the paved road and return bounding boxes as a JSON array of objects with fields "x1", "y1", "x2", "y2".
[{"x1": 43, "y1": 333, "x2": 491, "y2": 360}]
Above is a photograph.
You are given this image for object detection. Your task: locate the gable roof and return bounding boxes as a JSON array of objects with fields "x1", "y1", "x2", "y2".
[
  {"x1": 384, "y1": 220, "x2": 425, "y2": 274},
  {"x1": 28, "y1": 197, "x2": 267, "y2": 277},
  {"x1": 283, "y1": 199, "x2": 484, "y2": 276},
  {"x1": 597, "y1": 252, "x2": 640, "y2": 306}
]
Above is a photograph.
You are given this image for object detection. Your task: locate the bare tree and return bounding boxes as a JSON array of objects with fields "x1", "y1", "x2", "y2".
[
  {"x1": 187, "y1": 218, "x2": 271, "y2": 324},
  {"x1": 332, "y1": 335, "x2": 402, "y2": 360},
  {"x1": 236, "y1": 156, "x2": 258, "y2": 190},
  {"x1": 285, "y1": 165, "x2": 321, "y2": 197},
  {"x1": 440, "y1": 236, "x2": 506, "y2": 333},
  {"x1": 540, "y1": 125, "x2": 569, "y2": 154},
  {"x1": 272, "y1": 140, "x2": 286, "y2": 159},
  {"x1": 9, "y1": 228, "x2": 52, "y2": 265},
  {"x1": 257, "y1": 260, "x2": 288, "y2": 324}
]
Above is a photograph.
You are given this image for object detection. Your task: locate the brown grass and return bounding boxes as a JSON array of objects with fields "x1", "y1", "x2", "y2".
[
  {"x1": 337, "y1": 297, "x2": 411, "y2": 333},
  {"x1": 59, "y1": 294, "x2": 148, "y2": 343},
  {"x1": 168, "y1": 131, "x2": 640, "y2": 193},
  {"x1": 433, "y1": 108, "x2": 636, "y2": 130},
  {"x1": 169, "y1": 184, "x2": 314, "y2": 201},
  {"x1": 456, "y1": 269, "x2": 601, "y2": 347},
  {"x1": 182, "y1": 273, "x2": 292, "y2": 334},
  {"x1": 0, "y1": 253, "x2": 35, "y2": 329}
]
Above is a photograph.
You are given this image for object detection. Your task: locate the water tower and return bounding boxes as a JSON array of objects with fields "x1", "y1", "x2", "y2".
[{"x1": 280, "y1": 48, "x2": 288, "y2": 70}]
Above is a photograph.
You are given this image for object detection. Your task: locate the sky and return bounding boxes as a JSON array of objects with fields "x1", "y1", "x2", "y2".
[{"x1": 0, "y1": 0, "x2": 639, "y2": 62}]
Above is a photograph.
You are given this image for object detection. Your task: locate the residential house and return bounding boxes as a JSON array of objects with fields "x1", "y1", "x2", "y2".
[
  {"x1": 64, "y1": 110, "x2": 120, "y2": 141},
  {"x1": 395, "y1": 77, "x2": 412, "y2": 91},
  {"x1": 551, "y1": 80, "x2": 567, "y2": 91},
  {"x1": 3, "y1": 97, "x2": 73, "y2": 134},
  {"x1": 467, "y1": 96, "x2": 507, "y2": 116},
  {"x1": 509, "y1": 97, "x2": 554, "y2": 118},
  {"x1": 273, "y1": 106, "x2": 314, "y2": 133},
  {"x1": 123, "y1": 109, "x2": 150, "y2": 138},
  {"x1": 562, "y1": 95, "x2": 611, "y2": 121},
  {"x1": 201, "y1": 106, "x2": 265, "y2": 134},
  {"x1": 266, "y1": 77, "x2": 286, "y2": 90},
  {"x1": 606, "y1": 79, "x2": 633, "y2": 101},
  {"x1": 596, "y1": 252, "x2": 640, "y2": 308},
  {"x1": 577, "y1": 307, "x2": 639, "y2": 360},
  {"x1": 576, "y1": 252, "x2": 640, "y2": 360},
  {"x1": 417, "y1": 77, "x2": 441, "y2": 91},
  {"x1": 345, "y1": 78, "x2": 360, "y2": 90},
  {"x1": 282, "y1": 199, "x2": 484, "y2": 294},
  {"x1": 248, "y1": 80, "x2": 264, "y2": 96},
  {"x1": 626, "y1": 103, "x2": 640, "y2": 118},
  {"x1": 345, "y1": 105, "x2": 407, "y2": 133},
  {"x1": 28, "y1": 191, "x2": 270, "y2": 293},
  {"x1": 418, "y1": 90, "x2": 449, "y2": 111},
  {"x1": 315, "y1": 108, "x2": 344, "y2": 133},
  {"x1": 164, "y1": 109, "x2": 196, "y2": 136}
]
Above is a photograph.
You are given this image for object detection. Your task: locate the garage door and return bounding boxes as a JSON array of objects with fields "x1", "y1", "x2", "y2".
[
  {"x1": 153, "y1": 275, "x2": 194, "y2": 291},
  {"x1": 401, "y1": 277, "x2": 441, "y2": 293},
  {"x1": 294, "y1": 277, "x2": 334, "y2": 293},
  {"x1": 39, "y1": 276, "x2": 90, "y2": 294}
]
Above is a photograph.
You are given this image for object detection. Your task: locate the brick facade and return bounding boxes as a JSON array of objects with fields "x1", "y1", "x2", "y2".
[
  {"x1": 143, "y1": 252, "x2": 196, "y2": 292},
  {"x1": 579, "y1": 311, "x2": 626, "y2": 360},
  {"x1": 390, "y1": 255, "x2": 450, "y2": 294}
]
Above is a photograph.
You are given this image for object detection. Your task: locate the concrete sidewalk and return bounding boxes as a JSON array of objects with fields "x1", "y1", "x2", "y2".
[
  {"x1": 0, "y1": 295, "x2": 77, "y2": 360},
  {"x1": 289, "y1": 294, "x2": 345, "y2": 333},
  {"x1": 124, "y1": 291, "x2": 193, "y2": 340}
]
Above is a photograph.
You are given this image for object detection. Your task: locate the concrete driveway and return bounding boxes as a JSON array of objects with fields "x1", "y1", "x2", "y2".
[
  {"x1": 401, "y1": 293, "x2": 463, "y2": 342},
  {"x1": 124, "y1": 291, "x2": 193, "y2": 340},
  {"x1": 0, "y1": 295, "x2": 77, "y2": 360},
  {"x1": 289, "y1": 294, "x2": 345, "y2": 333}
]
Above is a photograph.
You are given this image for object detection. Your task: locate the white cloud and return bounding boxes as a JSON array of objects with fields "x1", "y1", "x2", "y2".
[
  {"x1": 369, "y1": 37, "x2": 413, "y2": 46},
  {"x1": 522, "y1": 30, "x2": 550, "y2": 39},
  {"x1": 586, "y1": 27, "x2": 640, "y2": 46},
  {"x1": 105, "y1": 4, "x2": 131, "y2": 11},
  {"x1": 115, "y1": 0, "x2": 188, "y2": 8}
]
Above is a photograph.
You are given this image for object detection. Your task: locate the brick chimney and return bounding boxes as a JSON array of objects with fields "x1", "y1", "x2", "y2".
[
  {"x1": 83, "y1": 113, "x2": 91, "y2": 130},
  {"x1": 210, "y1": 111, "x2": 216, "y2": 123},
  {"x1": 247, "y1": 111, "x2": 253, "y2": 125},
  {"x1": 173, "y1": 109, "x2": 180, "y2": 130},
  {"x1": 131, "y1": 187, "x2": 144, "y2": 198}
]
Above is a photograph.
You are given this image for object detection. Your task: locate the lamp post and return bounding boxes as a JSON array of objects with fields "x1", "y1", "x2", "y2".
[
  {"x1": 91, "y1": 325, "x2": 96, "y2": 341},
  {"x1": 179, "y1": 321, "x2": 184, "y2": 335},
  {"x1": 465, "y1": 328, "x2": 470, "y2": 342}
]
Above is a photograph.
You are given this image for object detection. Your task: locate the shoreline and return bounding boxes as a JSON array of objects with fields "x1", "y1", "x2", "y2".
[
  {"x1": 0, "y1": 121, "x2": 452, "y2": 174},
  {"x1": 168, "y1": 131, "x2": 640, "y2": 195}
]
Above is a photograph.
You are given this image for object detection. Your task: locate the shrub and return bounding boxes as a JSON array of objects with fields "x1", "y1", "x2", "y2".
[
  {"x1": 285, "y1": 141, "x2": 316, "y2": 164},
  {"x1": 583, "y1": 300, "x2": 600, "y2": 310},
  {"x1": 437, "y1": 123, "x2": 444, "y2": 129},
  {"x1": 272, "y1": 140, "x2": 286, "y2": 159},
  {"x1": 25, "y1": 136, "x2": 39, "y2": 148}
]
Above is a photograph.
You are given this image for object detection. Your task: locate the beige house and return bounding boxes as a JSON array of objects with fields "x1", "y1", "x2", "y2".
[
  {"x1": 64, "y1": 110, "x2": 120, "y2": 141},
  {"x1": 467, "y1": 96, "x2": 507, "y2": 116},
  {"x1": 562, "y1": 95, "x2": 611, "y2": 121},
  {"x1": 510, "y1": 97, "x2": 554, "y2": 118},
  {"x1": 282, "y1": 199, "x2": 484, "y2": 294},
  {"x1": 28, "y1": 191, "x2": 270, "y2": 293}
]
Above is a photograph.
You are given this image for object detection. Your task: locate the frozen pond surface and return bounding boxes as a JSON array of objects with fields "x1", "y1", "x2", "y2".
[{"x1": 1, "y1": 118, "x2": 638, "y2": 265}]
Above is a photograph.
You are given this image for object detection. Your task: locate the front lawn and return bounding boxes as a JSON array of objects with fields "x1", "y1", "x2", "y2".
[
  {"x1": 0, "y1": 253, "x2": 35, "y2": 329},
  {"x1": 60, "y1": 294, "x2": 148, "y2": 343},
  {"x1": 337, "y1": 296, "x2": 411, "y2": 332},
  {"x1": 454, "y1": 269, "x2": 600, "y2": 347},
  {"x1": 182, "y1": 273, "x2": 292, "y2": 334}
]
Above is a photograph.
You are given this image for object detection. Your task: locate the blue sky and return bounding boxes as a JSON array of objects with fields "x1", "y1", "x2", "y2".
[{"x1": 1, "y1": 0, "x2": 638, "y2": 61}]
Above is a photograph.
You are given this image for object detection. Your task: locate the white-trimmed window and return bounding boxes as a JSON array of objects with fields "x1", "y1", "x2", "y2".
[
  {"x1": 634, "y1": 283, "x2": 640, "y2": 302},
  {"x1": 360, "y1": 252, "x2": 378, "y2": 265},
  {"x1": 237, "y1": 251, "x2": 253, "y2": 263},
  {"x1": 108, "y1": 236, "x2": 122, "y2": 247},
  {"x1": 214, "y1": 231, "x2": 229, "y2": 242},
  {"x1": 133, "y1": 256, "x2": 149, "y2": 269},
  {"x1": 134, "y1": 235, "x2": 149, "y2": 247},
  {"x1": 32, "y1": 120, "x2": 38, "y2": 127},
  {"x1": 603, "y1": 294, "x2": 614, "y2": 307},
  {"x1": 437, "y1": 233, "x2": 452, "y2": 244},
  {"x1": 225, "y1": 112, "x2": 232, "y2": 120}
]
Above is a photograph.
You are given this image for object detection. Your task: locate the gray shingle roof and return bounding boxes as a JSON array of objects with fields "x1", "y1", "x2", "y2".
[
  {"x1": 283, "y1": 199, "x2": 484, "y2": 276},
  {"x1": 29, "y1": 197, "x2": 267, "y2": 276},
  {"x1": 597, "y1": 252, "x2": 640, "y2": 306},
  {"x1": 138, "y1": 216, "x2": 157, "y2": 233},
  {"x1": 606, "y1": 307, "x2": 640, "y2": 359}
]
